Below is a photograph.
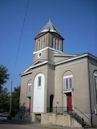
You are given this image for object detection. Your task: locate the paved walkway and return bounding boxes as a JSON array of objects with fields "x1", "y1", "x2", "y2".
[
  {"x1": 0, "y1": 120, "x2": 96, "y2": 129},
  {"x1": 0, "y1": 123, "x2": 84, "y2": 129}
]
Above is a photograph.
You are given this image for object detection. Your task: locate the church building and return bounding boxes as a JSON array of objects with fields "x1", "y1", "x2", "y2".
[{"x1": 20, "y1": 20, "x2": 97, "y2": 127}]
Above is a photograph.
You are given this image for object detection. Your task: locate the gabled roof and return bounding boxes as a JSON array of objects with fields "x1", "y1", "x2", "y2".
[
  {"x1": 21, "y1": 52, "x2": 97, "y2": 76},
  {"x1": 35, "y1": 20, "x2": 64, "y2": 40}
]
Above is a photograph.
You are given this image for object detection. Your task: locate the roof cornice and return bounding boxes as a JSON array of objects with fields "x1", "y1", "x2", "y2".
[{"x1": 55, "y1": 53, "x2": 97, "y2": 66}]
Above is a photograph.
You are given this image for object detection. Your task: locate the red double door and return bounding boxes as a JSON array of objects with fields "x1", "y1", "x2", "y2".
[{"x1": 67, "y1": 93, "x2": 72, "y2": 112}]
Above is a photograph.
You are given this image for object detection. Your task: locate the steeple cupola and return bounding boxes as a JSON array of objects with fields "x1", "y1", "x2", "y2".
[
  {"x1": 34, "y1": 20, "x2": 64, "y2": 52},
  {"x1": 33, "y1": 20, "x2": 64, "y2": 64}
]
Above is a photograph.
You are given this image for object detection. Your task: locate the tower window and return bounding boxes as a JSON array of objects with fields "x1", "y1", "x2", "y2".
[
  {"x1": 38, "y1": 40, "x2": 40, "y2": 50},
  {"x1": 41, "y1": 36, "x2": 45, "y2": 48},
  {"x1": 38, "y1": 76, "x2": 41, "y2": 87},
  {"x1": 52, "y1": 37, "x2": 56, "y2": 49},
  {"x1": 56, "y1": 39, "x2": 58, "y2": 50},
  {"x1": 59, "y1": 40, "x2": 62, "y2": 51}
]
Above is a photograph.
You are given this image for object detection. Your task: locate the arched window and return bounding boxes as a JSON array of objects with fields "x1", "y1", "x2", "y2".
[
  {"x1": 63, "y1": 75, "x2": 73, "y2": 91},
  {"x1": 94, "y1": 71, "x2": 97, "y2": 104},
  {"x1": 63, "y1": 73, "x2": 73, "y2": 112},
  {"x1": 27, "y1": 80, "x2": 32, "y2": 97},
  {"x1": 33, "y1": 73, "x2": 45, "y2": 113}
]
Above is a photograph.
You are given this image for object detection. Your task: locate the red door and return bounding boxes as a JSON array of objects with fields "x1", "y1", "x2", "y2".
[{"x1": 67, "y1": 93, "x2": 72, "y2": 112}]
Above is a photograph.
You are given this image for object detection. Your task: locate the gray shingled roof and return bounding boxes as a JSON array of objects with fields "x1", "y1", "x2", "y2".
[
  {"x1": 35, "y1": 20, "x2": 64, "y2": 39},
  {"x1": 40, "y1": 20, "x2": 60, "y2": 34}
]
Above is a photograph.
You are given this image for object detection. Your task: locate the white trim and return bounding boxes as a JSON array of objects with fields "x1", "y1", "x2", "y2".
[
  {"x1": 63, "y1": 75, "x2": 73, "y2": 79},
  {"x1": 63, "y1": 75, "x2": 73, "y2": 91},
  {"x1": 33, "y1": 47, "x2": 63, "y2": 54},
  {"x1": 56, "y1": 53, "x2": 97, "y2": 65},
  {"x1": 64, "y1": 89, "x2": 72, "y2": 93},
  {"x1": 22, "y1": 60, "x2": 55, "y2": 75},
  {"x1": 33, "y1": 73, "x2": 45, "y2": 113},
  {"x1": 33, "y1": 47, "x2": 47, "y2": 54},
  {"x1": 38, "y1": 52, "x2": 42, "y2": 58},
  {"x1": 21, "y1": 71, "x2": 32, "y2": 76},
  {"x1": 56, "y1": 53, "x2": 88, "y2": 65},
  {"x1": 94, "y1": 73, "x2": 97, "y2": 76},
  {"x1": 41, "y1": 29, "x2": 57, "y2": 33},
  {"x1": 24, "y1": 61, "x2": 48, "y2": 73},
  {"x1": 28, "y1": 83, "x2": 32, "y2": 86}
]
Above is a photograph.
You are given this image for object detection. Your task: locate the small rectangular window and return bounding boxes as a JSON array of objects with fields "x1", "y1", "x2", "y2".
[{"x1": 38, "y1": 76, "x2": 41, "y2": 87}]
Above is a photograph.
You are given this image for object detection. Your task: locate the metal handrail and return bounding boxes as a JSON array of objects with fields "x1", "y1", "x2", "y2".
[{"x1": 73, "y1": 106, "x2": 90, "y2": 120}]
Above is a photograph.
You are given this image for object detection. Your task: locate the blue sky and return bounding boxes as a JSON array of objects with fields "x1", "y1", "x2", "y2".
[{"x1": 0, "y1": 0, "x2": 97, "y2": 90}]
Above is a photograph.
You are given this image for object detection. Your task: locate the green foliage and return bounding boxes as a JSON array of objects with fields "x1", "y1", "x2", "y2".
[
  {"x1": 0, "y1": 88, "x2": 10, "y2": 112},
  {"x1": 0, "y1": 65, "x2": 9, "y2": 89},
  {"x1": 11, "y1": 86, "x2": 20, "y2": 116}
]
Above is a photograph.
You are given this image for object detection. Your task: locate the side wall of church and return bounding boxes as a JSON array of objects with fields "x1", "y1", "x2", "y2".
[
  {"x1": 20, "y1": 73, "x2": 32, "y2": 108},
  {"x1": 47, "y1": 64, "x2": 55, "y2": 109},
  {"x1": 54, "y1": 57, "x2": 91, "y2": 123},
  {"x1": 89, "y1": 58, "x2": 97, "y2": 126}
]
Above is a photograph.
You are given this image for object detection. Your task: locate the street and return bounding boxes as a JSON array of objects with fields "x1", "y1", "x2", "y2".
[
  {"x1": 0, "y1": 124, "x2": 35, "y2": 129},
  {"x1": 0, "y1": 120, "x2": 67, "y2": 129},
  {"x1": 0, "y1": 123, "x2": 68, "y2": 129},
  {"x1": 0, "y1": 120, "x2": 95, "y2": 129}
]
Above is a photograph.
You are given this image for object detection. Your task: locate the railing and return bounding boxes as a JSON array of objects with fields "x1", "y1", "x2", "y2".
[
  {"x1": 47, "y1": 106, "x2": 72, "y2": 114},
  {"x1": 73, "y1": 106, "x2": 90, "y2": 120},
  {"x1": 70, "y1": 107, "x2": 91, "y2": 127}
]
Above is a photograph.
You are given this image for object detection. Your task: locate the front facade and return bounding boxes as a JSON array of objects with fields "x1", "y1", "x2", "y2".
[{"x1": 20, "y1": 20, "x2": 97, "y2": 127}]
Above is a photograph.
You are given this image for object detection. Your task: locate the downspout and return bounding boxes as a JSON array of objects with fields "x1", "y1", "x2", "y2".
[{"x1": 87, "y1": 56, "x2": 93, "y2": 127}]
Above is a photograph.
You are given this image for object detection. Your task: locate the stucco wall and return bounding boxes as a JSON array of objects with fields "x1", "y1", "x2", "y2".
[
  {"x1": 54, "y1": 56, "x2": 75, "y2": 63},
  {"x1": 54, "y1": 58, "x2": 91, "y2": 122},
  {"x1": 88, "y1": 58, "x2": 97, "y2": 126},
  {"x1": 47, "y1": 64, "x2": 55, "y2": 108},
  {"x1": 20, "y1": 63, "x2": 55, "y2": 114},
  {"x1": 20, "y1": 73, "x2": 32, "y2": 108},
  {"x1": 41, "y1": 113, "x2": 81, "y2": 127}
]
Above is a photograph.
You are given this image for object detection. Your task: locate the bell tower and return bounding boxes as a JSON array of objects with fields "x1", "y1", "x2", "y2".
[{"x1": 33, "y1": 20, "x2": 64, "y2": 64}]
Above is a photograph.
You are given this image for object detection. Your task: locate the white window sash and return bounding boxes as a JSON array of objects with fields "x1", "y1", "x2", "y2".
[{"x1": 64, "y1": 75, "x2": 73, "y2": 90}]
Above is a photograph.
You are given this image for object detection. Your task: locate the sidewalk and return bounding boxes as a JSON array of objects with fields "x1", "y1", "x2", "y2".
[{"x1": 28, "y1": 123, "x2": 84, "y2": 129}]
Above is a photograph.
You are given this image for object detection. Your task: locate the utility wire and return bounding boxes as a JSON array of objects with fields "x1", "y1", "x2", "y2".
[
  {"x1": 12, "y1": 0, "x2": 29, "y2": 82},
  {"x1": 9, "y1": 0, "x2": 30, "y2": 114}
]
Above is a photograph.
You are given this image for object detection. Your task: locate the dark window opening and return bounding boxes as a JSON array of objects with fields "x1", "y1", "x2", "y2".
[
  {"x1": 50, "y1": 95, "x2": 54, "y2": 112},
  {"x1": 38, "y1": 76, "x2": 41, "y2": 87}
]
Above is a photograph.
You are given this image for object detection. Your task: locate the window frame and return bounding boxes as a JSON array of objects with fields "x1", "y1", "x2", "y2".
[
  {"x1": 52, "y1": 37, "x2": 56, "y2": 49},
  {"x1": 27, "y1": 81, "x2": 32, "y2": 97},
  {"x1": 63, "y1": 75, "x2": 73, "y2": 92},
  {"x1": 38, "y1": 76, "x2": 41, "y2": 87}
]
